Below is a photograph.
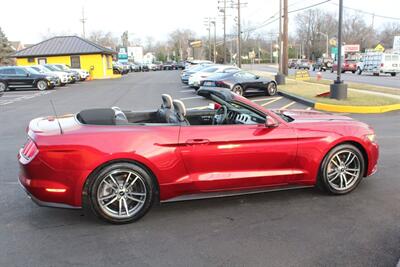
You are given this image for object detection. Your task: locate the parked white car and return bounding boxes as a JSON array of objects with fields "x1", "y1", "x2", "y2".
[
  {"x1": 53, "y1": 64, "x2": 89, "y2": 80},
  {"x1": 358, "y1": 52, "x2": 400, "y2": 76},
  {"x1": 188, "y1": 65, "x2": 240, "y2": 89},
  {"x1": 30, "y1": 65, "x2": 71, "y2": 86}
]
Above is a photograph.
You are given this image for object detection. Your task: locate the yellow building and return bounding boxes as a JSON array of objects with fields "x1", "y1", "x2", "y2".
[{"x1": 11, "y1": 36, "x2": 117, "y2": 79}]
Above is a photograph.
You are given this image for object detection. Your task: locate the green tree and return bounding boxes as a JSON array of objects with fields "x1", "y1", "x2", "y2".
[{"x1": 0, "y1": 27, "x2": 14, "y2": 65}]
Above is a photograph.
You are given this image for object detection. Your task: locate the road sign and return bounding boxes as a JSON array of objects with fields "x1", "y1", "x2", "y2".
[
  {"x1": 248, "y1": 51, "x2": 256, "y2": 59},
  {"x1": 189, "y1": 40, "x2": 202, "y2": 48},
  {"x1": 329, "y1": 38, "x2": 337, "y2": 47},
  {"x1": 374, "y1": 43, "x2": 385, "y2": 52},
  {"x1": 295, "y1": 70, "x2": 310, "y2": 81},
  {"x1": 343, "y1": 44, "x2": 360, "y2": 52}
]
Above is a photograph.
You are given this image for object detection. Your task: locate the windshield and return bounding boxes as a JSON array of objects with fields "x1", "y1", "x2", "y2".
[
  {"x1": 25, "y1": 67, "x2": 41, "y2": 74},
  {"x1": 43, "y1": 65, "x2": 58, "y2": 71},
  {"x1": 53, "y1": 65, "x2": 67, "y2": 71}
]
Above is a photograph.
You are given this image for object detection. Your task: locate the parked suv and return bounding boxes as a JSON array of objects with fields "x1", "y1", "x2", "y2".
[
  {"x1": 0, "y1": 66, "x2": 58, "y2": 91},
  {"x1": 52, "y1": 64, "x2": 89, "y2": 81},
  {"x1": 30, "y1": 65, "x2": 71, "y2": 86}
]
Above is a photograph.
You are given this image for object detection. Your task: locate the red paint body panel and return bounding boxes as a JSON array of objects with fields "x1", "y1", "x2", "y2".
[{"x1": 18, "y1": 96, "x2": 379, "y2": 208}]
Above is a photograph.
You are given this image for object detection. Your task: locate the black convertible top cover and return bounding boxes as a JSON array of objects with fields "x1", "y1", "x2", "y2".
[
  {"x1": 197, "y1": 88, "x2": 234, "y2": 102},
  {"x1": 77, "y1": 108, "x2": 116, "y2": 125}
]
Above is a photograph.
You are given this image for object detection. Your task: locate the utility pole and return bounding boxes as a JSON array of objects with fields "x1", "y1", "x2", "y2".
[
  {"x1": 204, "y1": 17, "x2": 212, "y2": 61},
  {"x1": 223, "y1": 0, "x2": 227, "y2": 64},
  {"x1": 237, "y1": 0, "x2": 242, "y2": 68},
  {"x1": 211, "y1": 20, "x2": 217, "y2": 63},
  {"x1": 282, "y1": 0, "x2": 288, "y2": 76},
  {"x1": 80, "y1": 7, "x2": 87, "y2": 38},
  {"x1": 275, "y1": 0, "x2": 285, "y2": 84},
  {"x1": 330, "y1": 0, "x2": 347, "y2": 100}
]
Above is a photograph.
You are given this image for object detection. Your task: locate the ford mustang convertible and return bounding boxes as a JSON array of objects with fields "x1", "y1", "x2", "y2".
[{"x1": 18, "y1": 88, "x2": 379, "y2": 223}]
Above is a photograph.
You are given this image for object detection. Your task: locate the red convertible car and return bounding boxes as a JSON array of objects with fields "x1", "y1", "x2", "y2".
[{"x1": 18, "y1": 88, "x2": 379, "y2": 223}]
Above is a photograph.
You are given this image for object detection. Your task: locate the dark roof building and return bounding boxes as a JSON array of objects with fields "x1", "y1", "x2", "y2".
[{"x1": 11, "y1": 36, "x2": 116, "y2": 58}]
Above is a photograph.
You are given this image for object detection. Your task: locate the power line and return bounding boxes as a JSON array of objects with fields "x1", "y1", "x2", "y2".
[{"x1": 330, "y1": 2, "x2": 400, "y2": 21}]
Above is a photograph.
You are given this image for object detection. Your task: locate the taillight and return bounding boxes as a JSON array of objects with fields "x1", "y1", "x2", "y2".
[
  {"x1": 215, "y1": 81, "x2": 225, "y2": 87},
  {"x1": 20, "y1": 139, "x2": 38, "y2": 163}
]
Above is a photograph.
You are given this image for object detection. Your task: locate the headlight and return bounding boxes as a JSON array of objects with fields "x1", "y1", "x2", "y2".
[{"x1": 365, "y1": 134, "x2": 376, "y2": 143}]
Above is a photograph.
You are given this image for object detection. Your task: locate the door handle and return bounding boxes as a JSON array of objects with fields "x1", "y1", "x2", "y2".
[{"x1": 185, "y1": 139, "x2": 210, "y2": 145}]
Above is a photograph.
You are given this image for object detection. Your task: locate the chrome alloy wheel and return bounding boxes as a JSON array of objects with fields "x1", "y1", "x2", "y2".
[
  {"x1": 97, "y1": 170, "x2": 147, "y2": 219},
  {"x1": 232, "y1": 85, "x2": 244, "y2": 96},
  {"x1": 326, "y1": 150, "x2": 361, "y2": 191},
  {"x1": 37, "y1": 80, "x2": 47, "y2": 90}
]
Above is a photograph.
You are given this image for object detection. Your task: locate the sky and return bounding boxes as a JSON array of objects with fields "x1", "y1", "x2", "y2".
[{"x1": 1, "y1": 0, "x2": 399, "y2": 45}]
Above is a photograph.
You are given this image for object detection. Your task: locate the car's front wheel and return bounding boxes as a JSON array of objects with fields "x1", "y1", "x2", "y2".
[
  {"x1": 318, "y1": 144, "x2": 365, "y2": 195},
  {"x1": 232, "y1": 84, "x2": 244, "y2": 96},
  {"x1": 36, "y1": 80, "x2": 48, "y2": 91},
  {"x1": 88, "y1": 162, "x2": 157, "y2": 224},
  {"x1": 266, "y1": 82, "x2": 277, "y2": 96},
  {"x1": 0, "y1": 81, "x2": 7, "y2": 92}
]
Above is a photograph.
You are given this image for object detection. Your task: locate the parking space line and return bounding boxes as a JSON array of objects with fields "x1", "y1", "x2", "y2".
[
  {"x1": 279, "y1": 101, "x2": 296, "y2": 109},
  {"x1": 260, "y1": 97, "x2": 283, "y2": 106},
  {"x1": 179, "y1": 90, "x2": 195, "y2": 93},
  {"x1": 252, "y1": 97, "x2": 280, "y2": 102},
  {"x1": 179, "y1": 96, "x2": 203, "y2": 100}
]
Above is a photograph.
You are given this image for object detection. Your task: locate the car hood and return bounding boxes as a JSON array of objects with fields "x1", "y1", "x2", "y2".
[{"x1": 274, "y1": 109, "x2": 354, "y2": 122}]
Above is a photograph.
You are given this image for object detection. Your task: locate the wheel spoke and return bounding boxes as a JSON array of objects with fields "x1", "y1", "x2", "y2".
[
  {"x1": 128, "y1": 192, "x2": 146, "y2": 196},
  {"x1": 346, "y1": 168, "x2": 359, "y2": 172},
  {"x1": 331, "y1": 158, "x2": 341, "y2": 168},
  {"x1": 342, "y1": 174, "x2": 348, "y2": 188},
  {"x1": 339, "y1": 173, "x2": 344, "y2": 188},
  {"x1": 123, "y1": 172, "x2": 132, "y2": 187},
  {"x1": 328, "y1": 172, "x2": 340, "y2": 182},
  {"x1": 344, "y1": 171, "x2": 358, "y2": 178},
  {"x1": 126, "y1": 176, "x2": 139, "y2": 190},
  {"x1": 126, "y1": 195, "x2": 145, "y2": 203},
  {"x1": 122, "y1": 198, "x2": 129, "y2": 216},
  {"x1": 327, "y1": 170, "x2": 338, "y2": 177},
  {"x1": 103, "y1": 179, "x2": 118, "y2": 190},
  {"x1": 118, "y1": 198, "x2": 122, "y2": 216},
  {"x1": 103, "y1": 196, "x2": 118, "y2": 207},
  {"x1": 345, "y1": 154, "x2": 356, "y2": 167},
  {"x1": 109, "y1": 174, "x2": 120, "y2": 188},
  {"x1": 99, "y1": 193, "x2": 116, "y2": 201}
]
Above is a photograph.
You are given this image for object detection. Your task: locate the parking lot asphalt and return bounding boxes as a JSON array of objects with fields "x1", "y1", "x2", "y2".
[
  {"x1": 1, "y1": 70, "x2": 399, "y2": 267},
  {"x1": 246, "y1": 64, "x2": 400, "y2": 89}
]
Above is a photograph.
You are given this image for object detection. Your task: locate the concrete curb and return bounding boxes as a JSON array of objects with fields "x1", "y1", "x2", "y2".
[
  {"x1": 278, "y1": 91, "x2": 315, "y2": 108},
  {"x1": 279, "y1": 90, "x2": 400, "y2": 114}
]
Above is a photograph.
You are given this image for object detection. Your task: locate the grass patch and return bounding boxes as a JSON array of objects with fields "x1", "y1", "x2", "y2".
[
  {"x1": 250, "y1": 70, "x2": 400, "y2": 106},
  {"x1": 280, "y1": 79, "x2": 400, "y2": 106}
]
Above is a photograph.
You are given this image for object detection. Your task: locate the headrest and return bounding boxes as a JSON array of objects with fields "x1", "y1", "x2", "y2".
[
  {"x1": 173, "y1": 100, "x2": 186, "y2": 117},
  {"x1": 161, "y1": 94, "x2": 173, "y2": 109}
]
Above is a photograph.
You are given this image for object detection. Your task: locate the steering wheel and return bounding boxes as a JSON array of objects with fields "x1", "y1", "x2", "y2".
[{"x1": 212, "y1": 105, "x2": 228, "y2": 125}]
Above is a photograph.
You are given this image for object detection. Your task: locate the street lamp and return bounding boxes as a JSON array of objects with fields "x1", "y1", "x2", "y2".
[
  {"x1": 317, "y1": 32, "x2": 329, "y2": 58},
  {"x1": 211, "y1": 20, "x2": 216, "y2": 63},
  {"x1": 330, "y1": 0, "x2": 347, "y2": 100}
]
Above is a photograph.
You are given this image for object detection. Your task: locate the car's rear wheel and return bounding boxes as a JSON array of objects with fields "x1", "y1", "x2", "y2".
[
  {"x1": 37, "y1": 80, "x2": 48, "y2": 91},
  {"x1": 266, "y1": 82, "x2": 277, "y2": 96},
  {"x1": 232, "y1": 84, "x2": 244, "y2": 96},
  {"x1": 391, "y1": 73, "x2": 396, "y2": 77},
  {"x1": 318, "y1": 144, "x2": 365, "y2": 195},
  {"x1": 0, "y1": 81, "x2": 7, "y2": 92},
  {"x1": 88, "y1": 162, "x2": 157, "y2": 224}
]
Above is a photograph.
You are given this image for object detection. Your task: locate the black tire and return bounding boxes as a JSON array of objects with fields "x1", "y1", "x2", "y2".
[
  {"x1": 232, "y1": 84, "x2": 244, "y2": 96},
  {"x1": 266, "y1": 82, "x2": 277, "y2": 96},
  {"x1": 357, "y1": 68, "x2": 362, "y2": 75},
  {"x1": 391, "y1": 73, "x2": 396, "y2": 77},
  {"x1": 331, "y1": 68, "x2": 334, "y2": 73},
  {"x1": 0, "y1": 81, "x2": 7, "y2": 92},
  {"x1": 87, "y1": 162, "x2": 157, "y2": 224},
  {"x1": 352, "y1": 70, "x2": 356, "y2": 74},
  {"x1": 317, "y1": 144, "x2": 365, "y2": 195},
  {"x1": 36, "y1": 80, "x2": 49, "y2": 91},
  {"x1": 60, "y1": 83, "x2": 66, "y2": 87}
]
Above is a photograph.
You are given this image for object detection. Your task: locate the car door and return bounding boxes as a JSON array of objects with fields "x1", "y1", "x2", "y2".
[
  {"x1": 14, "y1": 68, "x2": 34, "y2": 87},
  {"x1": 178, "y1": 121, "x2": 297, "y2": 192}
]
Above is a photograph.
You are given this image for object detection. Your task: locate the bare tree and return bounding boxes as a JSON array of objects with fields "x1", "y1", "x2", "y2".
[
  {"x1": 377, "y1": 22, "x2": 400, "y2": 48},
  {"x1": 342, "y1": 14, "x2": 377, "y2": 50},
  {"x1": 168, "y1": 29, "x2": 195, "y2": 60},
  {"x1": 88, "y1": 31, "x2": 118, "y2": 49}
]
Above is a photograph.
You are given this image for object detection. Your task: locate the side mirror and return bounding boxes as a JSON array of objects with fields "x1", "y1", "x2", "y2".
[
  {"x1": 255, "y1": 75, "x2": 260, "y2": 79},
  {"x1": 265, "y1": 116, "x2": 279, "y2": 128},
  {"x1": 26, "y1": 73, "x2": 30, "y2": 77}
]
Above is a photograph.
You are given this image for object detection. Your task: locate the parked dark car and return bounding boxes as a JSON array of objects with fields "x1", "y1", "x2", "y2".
[
  {"x1": 0, "y1": 66, "x2": 58, "y2": 91},
  {"x1": 200, "y1": 71, "x2": 278, "y2": 97},
  {"x1": 313, "y1": 58, "x2": 333, "y2": 71},
  {"x1": 163, "y1": 61, "x2": 176, "y2": 70},
  {"x1": 141, "y1": 64, "x2": 150, "y2": 72}
]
